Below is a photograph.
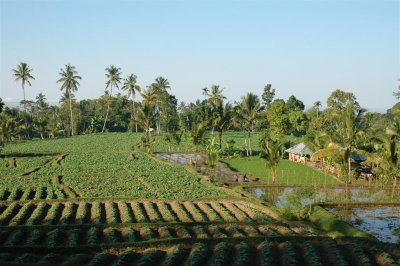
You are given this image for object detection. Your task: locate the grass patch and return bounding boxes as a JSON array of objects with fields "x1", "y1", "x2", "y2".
[{"x1": 222, "y1": 156, "x2": 339, "y2": 185}]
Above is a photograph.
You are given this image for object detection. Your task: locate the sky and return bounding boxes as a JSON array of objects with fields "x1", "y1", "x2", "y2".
[{"x1": 0, "y1": 0, "x2": 399, "y2": 112}]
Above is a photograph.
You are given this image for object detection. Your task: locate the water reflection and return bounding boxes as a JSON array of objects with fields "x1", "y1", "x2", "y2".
[
  {"x1": 249, "y1": 186, "x2": 400, "y2": 206},
  {"x1": 249, "y1": 186, "x2": 400, "y2": 243},
  {"x1": 327, "y1": 206, "x2": 400, "y2": 243}
]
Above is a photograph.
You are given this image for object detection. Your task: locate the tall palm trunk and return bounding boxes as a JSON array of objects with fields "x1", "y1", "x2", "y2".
[
  {"x1": 129, "y1": 98, "x2": 134, "y2": 132},
  {"x1": 248, "y1": 130, "x2": 252, "y2": 156},
  {"x1": 156, "y1": 98, "x2": 161, "y2": 135},
  {"x1": 21, "y1": 83, "x2": 30, "y2": 139},
  {"x1": 219, "y1": 131, "x2": 223, "y2": 149},
  {"x1": 271, "y1": 165, "x2": 277, "y2": 182},
  {"x1": 22, "y1": 83, "x2": 26, "y2": 112},
  {"x1": 156, "y1": 113, "x2": 161, "y2": 135},
  {"x1": 68, "y1": 89, "x2": 74, "y2": 136},
  {"x1": 132, "y1": 97, "x2": 138, "y2": 133},
  {"x1": 347, "y1": 146, "x2": 352, "y2": 183},
  {"x1": 102, "y1": 85, "x2": 112, "y2": 133},
  {"x1": 392, "y1": 176, "x2": 398, "y2": 198}
]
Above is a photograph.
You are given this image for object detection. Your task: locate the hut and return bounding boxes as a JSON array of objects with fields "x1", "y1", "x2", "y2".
[{"x1": 285, "y1": 142, "x2": 314, "y2": 163}]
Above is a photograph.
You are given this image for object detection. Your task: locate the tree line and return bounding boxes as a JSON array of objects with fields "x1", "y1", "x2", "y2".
[{"x1": 1, "y1": 62, "x2": 399, "y2": 183}]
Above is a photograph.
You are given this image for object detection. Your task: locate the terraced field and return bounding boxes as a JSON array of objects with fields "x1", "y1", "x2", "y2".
[
  {"x1": 1, "y1": 134, "x2": 399, "y2": 265},
  {"x1": 0, "y1": 197, "x2": 399, "y2": 265},
  {"x1": 1, "y1": 239, "x2": 399, "y2": 266}
]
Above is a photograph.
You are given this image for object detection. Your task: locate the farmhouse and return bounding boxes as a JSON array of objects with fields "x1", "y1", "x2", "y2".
[{"x1": 286, "y1": 142, "x2": 314, "y2": 163}]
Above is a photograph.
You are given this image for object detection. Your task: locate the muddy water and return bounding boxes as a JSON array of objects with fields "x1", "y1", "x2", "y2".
[
  {"x1": 326, "y1": 206, "x2": 400, "y2": 243},
  {"x1": 249, "y1": 186, "x2": 400, "y2": 243}
]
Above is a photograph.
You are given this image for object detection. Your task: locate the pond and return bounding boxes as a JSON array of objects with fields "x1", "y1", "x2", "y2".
[
  {"x1": 249, "y1": 186, "x2": 400, "y2": 243},
  {"x1": 156, "y1": 153, "x2": 205, "y2": 165},
  {"x1": 326, "y1": 206, "x2": 400, "y2": 244}
]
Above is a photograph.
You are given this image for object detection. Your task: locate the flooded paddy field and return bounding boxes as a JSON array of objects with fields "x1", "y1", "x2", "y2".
[{"x1": 248, "y1": 186, "x2": 400, "y2": 243}]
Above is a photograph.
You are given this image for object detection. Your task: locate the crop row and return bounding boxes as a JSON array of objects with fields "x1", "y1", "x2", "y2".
[
  {"x1": 0, "y1": 156, "x2": 52, "y2": 178},
  {"x1": 31, "y1": 152, "x2": 229, "y2": 200},
  {"x1": 0, "y1": 200, "x2": 283, "y2": 226},
  {"x1": 0, "y1": 239, "x2": 398, "y2": 266},
  {"x1": 0, "y1": 223, "x2": 315, "y2": 248},
  {"x1": 0, "y1": 187, "x2": 75, "y2": 201}
]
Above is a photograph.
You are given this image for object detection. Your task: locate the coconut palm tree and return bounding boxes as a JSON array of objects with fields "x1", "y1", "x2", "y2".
[
  {"x1": 215, "y1": 103, "x2": 232, "y2": 149},
  {"x1": 102, "y1": 65, "x2": 122, "y2": 133},
  {"x1": 151, "y1": 76, "x2": 170, "y2": 134},
  {"x1": 235, "y1": 93, "x2": 261, "y2": 156},
  {"x1": 371, "y1": 110, "x2": 400, "y2": 187},
  {"x1": 35, "y1": 93, "x2": 48, "y2": 111},
  {"x1": 12, "y1": 63, "x2": 35, "y2": 113},
  {"x1": 122, "y1": 74, "x2": 141, "y2": 132},
  {"x1": 140, "y1": 87, "x2": 157, "y2": 136},
  {"x1": 12, "y1": 63, "x2": 35, "y2": 137},
  {"x1": 260, "y1": 134, "x2": 283, "y2": 183},
  {"x1": 371, "y1": 133, "x2": 399, "y2": 187},
  {"x1": 313, "y1": 101, "x2": 322, "y2": 118},
  {"x1": 310, "y1": 103, "x2": 367, "y2": 182},
  {"x1": 57, "y1": 64, "x2": 81, "y2": 136},
  {"x1": 190, "y1": 121, "x2": 207, "y2": 153},
  {"x1": 311, "y1": 142, "x2": 348, "y2": 179},
  {"x1": 202, "y1": 85, "x2": 225, "y2": 111},
  {"x1": 202, "y1": 85, "x2": 226, "y2": 135},
  {"x1": 337, "y1": 103, "x2": 367, "y2": 182}
]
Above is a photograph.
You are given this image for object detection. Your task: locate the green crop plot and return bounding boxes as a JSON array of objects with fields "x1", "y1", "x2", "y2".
[
  {"x1": 0, "y1": 134, "x2": 229, "y2": 200},
  {"x1": 222, "y1": 156, "x2": 339, "y2": 185}
]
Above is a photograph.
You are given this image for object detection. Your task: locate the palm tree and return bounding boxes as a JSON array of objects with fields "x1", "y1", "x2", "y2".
[
  {"x1": 102, "y1": 65, "x2": 122, "y2": 133},
  {"x1": 311, "y1": 142, "x2": 348, "y2": 179},
  {"x1": 57, "y1": 64, "x2": 81, "y2": 136},
  {"x1": 12, "y1": 63, "x2": 35, "y2": 112},
  {"x1": 190, "y1": 121, "x2": 207, "y2": 152},
  {"x1": 122, "y1": 74, "x2": 141, "y2": 132},
  {"x1": 12, "y1": 63, "x2": 35, "y2": 137},
  {"x1": 215, "y1": 103, "x2": 232, "y2": 149},
  {"x1": 235, "y1": 93, "x2": 261, "y2": 156},
  {"x1": 371, "y1": 133, "x2": 399, "y2": 188},
  {"x1": 202, "y1": 85, "x2": 225, "y2": 111},
  {"x1": 338, "y1": 103, "x2": 367, "y2": 182},
  {"x1": 313, "y1": 101, "x2": 322, "y2": 118},
  {"x1": 204, "y1": 137, "x2": 221, "y2": 177},
  {"x1": 373, "y1": 109, "x2": 400, "y2": 187},
  {"x1": 203, "y1": 85, "x2": 226, "y2": 135},
  {"x1": 140, "y1": 87, "x2": 157, "y2": 136},
  {"x1": 311, "y1": 104, "x2": 367, "y2": 182},
  {"x1": 151, "y1": 76, "x2": 170, "y2": 134},
  {"x1": 260, "y1": 134, "x2": 283, "y2": 183},
  {"x1": 35, "y1": 93, "x2": 48, "y2": 111}
]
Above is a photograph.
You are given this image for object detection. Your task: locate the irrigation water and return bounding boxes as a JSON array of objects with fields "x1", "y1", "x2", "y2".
[
  {"x1": 249, "y1": 186, "x2": 400, "y2": 243},
  {"x1": 326, "y1": 206, "x2": 400, "y2": 243}
]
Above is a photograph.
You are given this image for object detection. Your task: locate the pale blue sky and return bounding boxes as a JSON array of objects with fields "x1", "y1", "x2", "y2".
[{"x1": 1, "y1": 0, "x2": 399, "y2": 111}]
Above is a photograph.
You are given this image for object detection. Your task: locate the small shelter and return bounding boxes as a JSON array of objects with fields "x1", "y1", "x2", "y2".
[{"x1": 285, "y1": 142, "x2": 314, "y2": 163}]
